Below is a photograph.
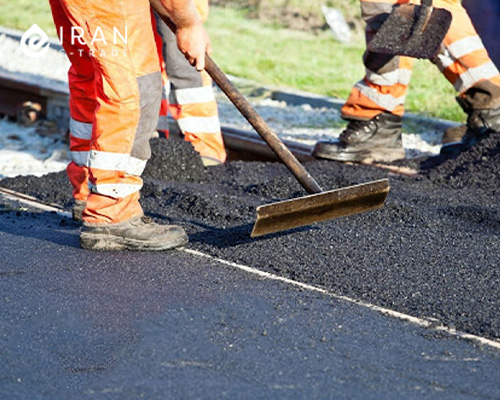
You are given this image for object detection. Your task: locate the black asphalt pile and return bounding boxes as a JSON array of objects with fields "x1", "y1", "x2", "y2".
[
  {"x1": 143, "y1": 136, "x2": 207, "y2": 182},
  {"x1": 422, "y1": 133, "x2": 500, "y2": 194},
  {"x1": 1, "y1": 135, "x2": 500, "y2": 341}
]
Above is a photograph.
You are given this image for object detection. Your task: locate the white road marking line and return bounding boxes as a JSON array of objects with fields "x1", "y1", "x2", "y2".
[
  {"x1": 2, "y1": 189, "x2": 500, "y2": 351},
  {"x1": 183, "y1": 248, "x2": 500, "y2": 351}
]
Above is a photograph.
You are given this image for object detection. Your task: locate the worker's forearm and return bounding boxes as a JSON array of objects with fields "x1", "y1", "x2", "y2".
[
  {"x1": 158, "y1": 0, "x2": 201, "y2": 29},
  {"x1": 152, "y1": 0, "x2": 211, "y2": 71}
]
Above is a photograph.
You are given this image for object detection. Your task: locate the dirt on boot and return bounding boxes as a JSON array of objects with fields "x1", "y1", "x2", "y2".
[{"x1": 80, "y1": 215, "x2": 189, "y2": 251}]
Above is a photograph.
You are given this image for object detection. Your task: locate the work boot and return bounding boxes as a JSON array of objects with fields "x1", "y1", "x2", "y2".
[
  {"x1": 441, "y1": 101, "x2": 500, "y2": 155},
  {"x1": 312, "y1": 112, "x2": 405, "y2": 163},
  {"x1": 72, "y1": 199, "x2": 86, "y2": 222},
  {"x1": 80, "y1": 215, "x2": 188, "y2": 251},
  {"x1": 442, "y1": 125, "x2": 466, "y2": 144}
]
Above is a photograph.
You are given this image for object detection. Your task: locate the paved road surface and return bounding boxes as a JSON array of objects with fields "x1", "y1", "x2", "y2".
[{"x1": 1, "y1": 200, "x2": 500, "y2": 399}]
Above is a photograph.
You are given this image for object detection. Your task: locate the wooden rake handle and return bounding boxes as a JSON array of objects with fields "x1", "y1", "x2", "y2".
[{"x1": 204, "y1": 55, "x2": 323, "y2": 194}]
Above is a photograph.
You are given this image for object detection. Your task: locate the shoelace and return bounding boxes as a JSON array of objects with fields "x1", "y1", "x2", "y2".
[
  {"x1": 129, "y1": 216, "x2": 154, "y2": 226},
  {"x1": 340, "y1": 119, "x2": 373, "y2": 141}
]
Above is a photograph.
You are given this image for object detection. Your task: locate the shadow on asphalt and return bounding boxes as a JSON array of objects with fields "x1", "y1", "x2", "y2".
[
  {"x1": 147, "y1": 209, "x2": 316, "y2": 248},
  {"x1": 187, "y1": 223, "x2": 316, "y2": 248},
  {"x1": 0, "y1": 209, "x2": 80, "y2": 249}
]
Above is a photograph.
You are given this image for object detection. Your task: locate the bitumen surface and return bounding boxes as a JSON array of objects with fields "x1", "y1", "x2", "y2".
[
  {"x1": 1, "y1": 201, "x2": 500, "y2": 400},
  {"x1": 3, "y1": 134, "x2": 500, "y2": 341},
  {"x1": 1, "y1": 108, "x2": 500, "y2": 399}
]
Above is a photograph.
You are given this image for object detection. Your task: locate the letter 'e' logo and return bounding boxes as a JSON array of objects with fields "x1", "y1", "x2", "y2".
[{"x1": 21, "y1": 24, "x2": 50, "y2": 58}]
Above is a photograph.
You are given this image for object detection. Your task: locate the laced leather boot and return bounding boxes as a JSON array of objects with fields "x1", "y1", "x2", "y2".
[
  {"x1": 80, "y1": 215, "x2": 188, "y2": 251},
  {"x1": 72, "y1": 199, "x2": 86, "y2": 222},
  {"x1": 441, "y1": 99, "x2": 500, "y2": 155},
  {"x1": 312, "y1": 112, "x2": 405, "y2": 163}
]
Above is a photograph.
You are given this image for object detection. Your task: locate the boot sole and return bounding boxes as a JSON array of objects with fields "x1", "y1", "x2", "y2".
[
  {"x1": 314, "y1": 146, "x2": 405, "y2": 163},
  {"x1": 80, "y1": 232, "x2": 189, "y2": 251}
]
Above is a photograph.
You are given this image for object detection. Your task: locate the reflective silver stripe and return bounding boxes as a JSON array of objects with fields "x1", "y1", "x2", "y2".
[
  {"x1": 434, "y1": 49, "x2": 455, "y2": 73},
  {"x1": 455, "y1": 62, "x2": 500, "y2": 93},
  {"x1": 89, "y1": 182, "x2": 143, "y2": 199},
  {"x1": 69, "y1": 119, "x2": 92, "y2": 140},
  {"x1": 70, "y1": 151, "x2": 89, "y2": 167},
  {"x1": 157, "y1": 115, "x2": 170, "y2": 131},
  {"x1": 174, "y1": 86, "x2": 215, "y2": 105},
  {"x1": 365, "y1": 68, "x2": 412, "y2": 86},
  {"x1": 435, "y1": 37, "x2": 489, "y2": 74},
  {"x1": 447, "y1": 36, "x2": 485, "y2": 60},
  {"x1": 127, "y1": 156, "x2": 147, "y2": 176},
  {"x1": 355, "y1": 81, "x2": 405, "y2": 112},
  {"x1": 89, "y1": 150, "x2": 129, "y2": 171},
  {"x1": 162, "y1": 81, "x2": 171, "y2": 100},
  {"x1": 177, "y1": 116, "x2": 221, "y2": 134},
  {"x1": 88, "y1": 150, "x2": 147, "y2": 175}
]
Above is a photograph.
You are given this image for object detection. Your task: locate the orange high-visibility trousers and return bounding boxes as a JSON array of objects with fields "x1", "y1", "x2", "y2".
[
  {"x1": 342, "y1": 0, "x2": 500, "y2": 121},
  {"x1": 50, "y1": 0, "x2": 93, "y2": 204},
  {"x1": 49, "y1": 0, "x2": 162, "y2": 225},
  {"x1": 153, "y1": 0, "x2": 227, "y2": 164}
]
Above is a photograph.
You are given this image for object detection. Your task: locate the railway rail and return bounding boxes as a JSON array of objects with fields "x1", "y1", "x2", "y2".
[
  {"x1": 1, "y1": 25, "x2": 462, "y2": 177},
  {"x1": 0, "y1": 69, "x2": 424, "y2": 177},
  {"x1": 0, "y1": 67, "x2": 314, "y2": 163}
]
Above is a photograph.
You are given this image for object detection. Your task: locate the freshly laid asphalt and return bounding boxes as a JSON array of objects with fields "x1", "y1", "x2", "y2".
[
  {"x1": 1, "y1": 203, "x2": 500, "y2": 400},
  {"x1": 1, "y1": 88, "x2": 500, "y2": 398}
]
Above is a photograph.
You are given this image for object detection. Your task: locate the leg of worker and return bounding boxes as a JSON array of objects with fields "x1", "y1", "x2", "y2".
[
  {"x1": 341, "y1": 0, "x2": 415, "y2": 120},
  {"x1": 49, "y1": 0, "x2": 94, "y2": 221},
  {"x1": 154, "y1": 10, "x2": 227, "y2": 165},
  {"x1": 151, "y1": 12, "x2": 171, "y2": 138},
  {"x1": 313, "y1": 0, "x2": 411, "y2": 162},
  {"x1": 56, "y1": 0, "x2": 187, "y2": 250},
  {"x1": 432, "y1": 0, "x2": 500, "y2": 150}
]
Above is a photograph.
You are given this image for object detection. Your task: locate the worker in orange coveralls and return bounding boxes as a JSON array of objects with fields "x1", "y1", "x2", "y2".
[
  {"x1": 49, "y1": 0, "x2": 211, "y2": 251},
  {"x1": 313, "y1": 0, "x2": 500, "y2": 163},
  {"x1": 152, "y1": 0, "x2": 227, "y2": 166}
]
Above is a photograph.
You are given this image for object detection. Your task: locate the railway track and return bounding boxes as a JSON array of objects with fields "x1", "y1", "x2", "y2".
[
  {"x1": 0, "y1": 69, "x2": 423, "y2": 177},
  {"x1": 1, "y1": 26, "x2": 440, "y2": 175},
  {"x1": 0, "y1": 67, "x2": 314, "y2": 163}
]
